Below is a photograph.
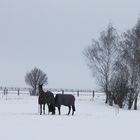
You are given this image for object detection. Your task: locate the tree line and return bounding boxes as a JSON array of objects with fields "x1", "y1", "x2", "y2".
[{"x1": 84, "y1": 17, "x2": 140, "y2": 110}]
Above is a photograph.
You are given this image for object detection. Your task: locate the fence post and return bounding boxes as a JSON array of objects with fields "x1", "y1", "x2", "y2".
[
  {"x1": 77, "y1": 91, "x2": 79, "y2": 97},
  {"x1": 4, "y1": 88, "x2": 6, "y2": 95},
  {"x1": 18, "y1": 88, "x2": 20, "y2": 96},
  {"x1": 92, "y1": 90, "x2": 95, "y2": 98},
  {"x1": 6, "y1": 89, "x2": 8, "y2": 100},
  {"x1": 62, "y1": 90, "x2": 64, "y2": 94}
]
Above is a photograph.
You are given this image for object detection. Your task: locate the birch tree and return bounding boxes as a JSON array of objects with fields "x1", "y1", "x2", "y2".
[{"x1": 84, "y1": 24, "x2": 119, "y2": 103}]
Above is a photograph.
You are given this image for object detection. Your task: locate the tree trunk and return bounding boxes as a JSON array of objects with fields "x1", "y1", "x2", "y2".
[
  {"x1": 105, "y1": 93, "x2": 108, "y2": 103},
  {"x1": 105, "y1": 82, "x2": 109, "y2": 103},
  {"x1": 30, "y1": 88, "x2": 36, "y2": 96},
  {"x1": 134, "y1": 94, "x2": 138, "y2": 110}
]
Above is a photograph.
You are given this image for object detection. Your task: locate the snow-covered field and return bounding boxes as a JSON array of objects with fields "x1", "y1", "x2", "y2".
[{"x1": 0, "y1": 93, "x2": 140, "y2": 140}]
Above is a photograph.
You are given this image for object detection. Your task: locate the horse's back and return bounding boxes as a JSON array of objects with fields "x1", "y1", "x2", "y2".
[
  {"x1": 55, "y1": 94, "x2": 75, "y2": 106},
  {"x1": 54, "y1": 94, "x2": 63, "y2": 107},
  {"x1": 63, "y1": 94, "x2": 75, "y2": 106}
]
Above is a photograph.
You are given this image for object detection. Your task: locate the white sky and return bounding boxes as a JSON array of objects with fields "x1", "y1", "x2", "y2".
[{"x1": 0, "y1": 0, "x2": 140, "y2": 89}]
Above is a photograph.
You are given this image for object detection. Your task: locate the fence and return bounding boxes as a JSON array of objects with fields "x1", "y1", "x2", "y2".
[{"x1": 0, "y1": 86, "x2": 95, "y2": 98}]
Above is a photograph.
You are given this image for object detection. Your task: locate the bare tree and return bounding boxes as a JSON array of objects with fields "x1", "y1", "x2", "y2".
[
  {"x1": 84, "y1": 24, "x2": 119, "y2": 104},
  {"x1": 110, "y1": 59, "x2": 129, "y2": 108},
  {"x1": 25, "y1": 67, "x2": 48, "y2": 95},
  {"x1": 122, "y1": 17, "x2": 140, "y2": 109}
]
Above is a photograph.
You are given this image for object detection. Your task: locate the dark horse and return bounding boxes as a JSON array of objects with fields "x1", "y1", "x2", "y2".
[
  {"x1": 38, "y1": 84, "x2": 55, "y2": 115},
  {"x1": 54, "y1": 94, "x2": 76, "y2": 115}
]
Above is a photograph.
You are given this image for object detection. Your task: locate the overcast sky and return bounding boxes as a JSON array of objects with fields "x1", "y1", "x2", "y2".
[{"x1": 0, "y1": 0, "x2": 140, "y2": 89}]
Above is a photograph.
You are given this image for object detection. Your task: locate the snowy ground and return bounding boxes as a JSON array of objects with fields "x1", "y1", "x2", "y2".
[{"x1": 0, "y1": 93, "x2": 140, "y2": 140}]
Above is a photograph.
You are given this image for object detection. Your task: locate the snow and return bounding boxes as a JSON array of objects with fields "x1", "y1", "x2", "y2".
[{"x1": 0, "y1": 93, "x2": 140, "y2": 140}]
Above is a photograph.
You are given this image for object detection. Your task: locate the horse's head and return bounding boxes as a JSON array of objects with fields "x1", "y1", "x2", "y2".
[
  {"x1": 38, "y1": 84, "x2": 44, "y2": 94},
  {"x1": 48, "y1": 103, "x2": 55, "y2": 114},
  {"x1": 38, "y1": 84, "x2": 43, "y2": 88}
]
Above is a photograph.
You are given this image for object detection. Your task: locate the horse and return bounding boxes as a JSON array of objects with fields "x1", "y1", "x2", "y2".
[
  {"x1": 38, "y1": 84, "x2": 55, "y2": 115},
  {"x1": 54, "y1": 94, "x2": 76, "y2": 115}
]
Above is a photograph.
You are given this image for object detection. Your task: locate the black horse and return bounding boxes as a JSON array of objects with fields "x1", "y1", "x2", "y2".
[
  {"x1": 54, "y1": 94, "x2": 75, "y2": 115},
  {"x1": 38, "y1": 84, "x2": 55, "y2": 115}
]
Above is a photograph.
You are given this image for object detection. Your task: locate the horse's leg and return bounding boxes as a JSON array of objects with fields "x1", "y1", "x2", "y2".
[
  {"x1": 40, "y1": 104, "x2": 42, "y2": 115},
  {"x1": 43, "y1": 104, "x2": 45, "y2": 114},
  {"x1": 72, "y1": 105, "x2": 75, "y2": 115},
  {"x1": 58, "y1": 106, "x2": 61, "y2": 115},
  {"x1": 51, "y1": 103, "x2": 55, "y2": 115},
  {"x1": 67, "y1": 106, "x2": 71, "y2": 115},
  {"x1": 47, "y1": 103, "x2": 50, "y2": 114},
  {"x1": 52, "y1": 108, "x2": 55, "y2": 115}
]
